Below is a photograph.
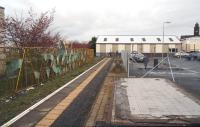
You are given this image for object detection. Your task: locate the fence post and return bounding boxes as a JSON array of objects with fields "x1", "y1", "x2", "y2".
[{"x1": 15, "y1": 48, "x2": 26, "y2": 92}]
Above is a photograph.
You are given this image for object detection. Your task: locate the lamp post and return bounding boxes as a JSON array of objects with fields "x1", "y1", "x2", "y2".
[{"x1": 162, "y1": 21, "x2": 171, "y2": 60}]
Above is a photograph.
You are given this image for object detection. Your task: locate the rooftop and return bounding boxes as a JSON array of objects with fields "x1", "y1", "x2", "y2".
[{"x1": 96, "y1": 35, "x2": 181, "y2": 44}]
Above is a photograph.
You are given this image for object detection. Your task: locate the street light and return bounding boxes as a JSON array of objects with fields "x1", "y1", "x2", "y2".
[{"x1": 162, "y1": 21, "x2": 171, "y2": 60}]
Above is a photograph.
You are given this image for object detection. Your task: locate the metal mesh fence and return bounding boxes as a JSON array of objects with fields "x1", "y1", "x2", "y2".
[{"x1": 0, "y1": 46, "x2": 94, "y2": 96}]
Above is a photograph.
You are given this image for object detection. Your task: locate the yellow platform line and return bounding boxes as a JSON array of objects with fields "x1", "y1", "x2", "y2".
[
  {"x1": 84, "y1": 74, "x2": 114, "y2": 127},
  {"x1": 35, "y1": 58, "x2": 110, "y2": 127}
]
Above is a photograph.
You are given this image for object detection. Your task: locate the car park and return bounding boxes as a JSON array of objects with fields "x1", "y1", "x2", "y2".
[
  {"x1": 192, "y1": 52, "x2": 200, "y2": 60},
  {"x1": 197, "y1": 53, "x2": 200, "y2": 60},
  {"x1": 130, "y1": 51, "x2": 144, "y2": 62},
  {"x1": 186, "y1": 51, "x2": 200, "y2": 60},
  {"x1": 174, "y1": 51, "x2": 189, "y2": 57}
]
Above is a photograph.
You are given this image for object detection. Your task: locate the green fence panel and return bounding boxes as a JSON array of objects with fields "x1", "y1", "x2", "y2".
[{"x1": 6, "y1": 59, "x2": 23, "y2": 76}]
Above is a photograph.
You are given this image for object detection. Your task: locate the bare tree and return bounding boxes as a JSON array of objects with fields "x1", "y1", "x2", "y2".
[
  {"x1": 3, "y1": 8, "x2": 61, "y2": 47},
  {"x1": 69, "y1": 40, "x2": 90, "y2": 49}
]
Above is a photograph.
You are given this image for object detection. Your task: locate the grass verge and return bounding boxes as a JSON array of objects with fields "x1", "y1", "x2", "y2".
[{"x1": 0, "y1": 57, "x2": 102, "y2": 125}]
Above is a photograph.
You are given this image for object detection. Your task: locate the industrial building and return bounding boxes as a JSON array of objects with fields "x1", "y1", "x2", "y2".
[{"x1": 96, "y1": 35, "x2": 181, "y2": 56}]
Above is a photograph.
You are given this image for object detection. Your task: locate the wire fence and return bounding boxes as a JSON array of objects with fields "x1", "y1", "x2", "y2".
[{"x1": 0, "y1": 46, "x2": 94, "y2": 97}]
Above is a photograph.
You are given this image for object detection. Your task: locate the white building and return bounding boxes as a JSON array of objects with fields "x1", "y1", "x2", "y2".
[
  {"x1": 96, "y1": 35, "x2": 181, "y2": 56},
  {"x1": 182, "y1": 37, "x2": 200, "y2": 52},
  {"x1": 181, "y1": 23, "x2": 200, "y2": 52}
]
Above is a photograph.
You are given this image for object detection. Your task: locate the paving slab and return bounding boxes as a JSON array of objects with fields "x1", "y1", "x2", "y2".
[{"x1": 115, "y1": 78, "x2": 200, "y2": 125}]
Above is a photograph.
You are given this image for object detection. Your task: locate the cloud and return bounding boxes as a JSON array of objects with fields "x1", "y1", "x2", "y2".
[{"x1": 0, "y1": 0, "x2": 200, "y2": 41}]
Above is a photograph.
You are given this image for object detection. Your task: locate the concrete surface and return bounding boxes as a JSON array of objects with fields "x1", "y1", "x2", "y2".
[{"x1": 115, "y1": 78, "x2": 200, "y2": 123}]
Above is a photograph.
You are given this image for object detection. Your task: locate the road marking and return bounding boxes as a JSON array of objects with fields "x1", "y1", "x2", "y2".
[
  {"x1": 182, "y1": 68, "x2": 199, "y2": 74},
  {"x1": 1, "y1": 58, "x2": 106, "y2": 127},
  {"x1": 149, "y1": 72, "x2": 197, "y2": 75}
]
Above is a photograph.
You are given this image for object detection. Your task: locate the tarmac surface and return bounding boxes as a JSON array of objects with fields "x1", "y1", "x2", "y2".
[
  {"x1": 129, "y1": 57, "x2": 200, "y2": 99},
  {"x1": 51, "y1": 59, "x2": 112, "y2": 127}
]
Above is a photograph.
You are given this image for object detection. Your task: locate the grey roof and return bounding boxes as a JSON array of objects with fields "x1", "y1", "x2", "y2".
[{"x1": 97, "y1": 35, "x2": 181, "y2": 44}]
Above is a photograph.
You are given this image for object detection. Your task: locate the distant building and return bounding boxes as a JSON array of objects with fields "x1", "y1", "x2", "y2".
[
  {"x1": 182, "y1": 37, "x2": 200, "y2": 52},
  {"x1": 181, "y1": 23, "x2": 200, "y2": 52},
  {"x1": 96, "y1": 35, "x2": 181, "y2": 56},
  {"x1": 181, "y1": 23, "x2": 200, "y2": 40}
]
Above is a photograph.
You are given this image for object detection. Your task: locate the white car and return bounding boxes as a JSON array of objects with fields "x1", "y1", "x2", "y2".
[
  {"x1": 174, "y1": 51, "x2": 189, "y2": 57},
  {"x1": 130, "y1": 51, "x2": 144, "y2": 62}
]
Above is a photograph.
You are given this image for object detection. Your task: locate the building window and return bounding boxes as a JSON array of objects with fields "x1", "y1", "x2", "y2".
[
  {"x1": 142, "y1": 38, "x2": 146, "y2": 41},
  {"x1": 115, "y1": 38, "x2": 119, "y2": 41},
  {"x1": 169, "y1": 48, "x2": 178, "y2": 53},
  {"x1": 157, "y1": 38, "x2": 161, "y2": 41},
  {"x1": 169, "y1": 38, "x2": 174, "y2": 41},
  {"x1": 104, "y1": 38, "x2": 107, "y2": 41},
  {"x1": 130, "y1": 38, "x2": 134, "y2": 41}
]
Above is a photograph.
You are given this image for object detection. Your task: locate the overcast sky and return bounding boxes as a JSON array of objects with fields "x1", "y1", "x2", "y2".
[{"x1": 0, "y1": 0, "x2": 200, "y2": 41}]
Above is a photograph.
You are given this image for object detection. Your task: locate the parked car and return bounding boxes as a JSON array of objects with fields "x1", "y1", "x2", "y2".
[
  {"x1": 130, "y1": 51, "x2": 144, "y2": 62},
  {"x1": 197, "y1": 53, "x2": 200, "y2": 61},
  {"x1": 186, "y1": 51, "x2": 200, "y2": 60},
  {"x1": 174, "y1": 51, "x2": 189, "y2": 57}
]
